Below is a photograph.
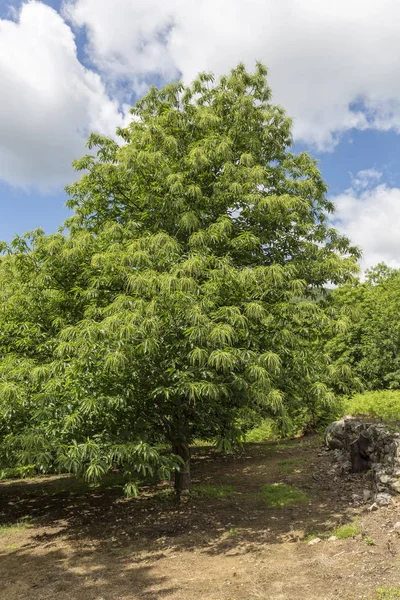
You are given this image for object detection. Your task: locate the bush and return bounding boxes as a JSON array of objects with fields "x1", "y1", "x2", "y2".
[
  {"x1": 244, "y1": 419, "x2": 276, "y2": 442},
  {"x1": 0, "y1": 465, "x2": 36, "y2": 480},
  {"x1": 343, "y1": 390, "x2": 400, "y2": 423}
]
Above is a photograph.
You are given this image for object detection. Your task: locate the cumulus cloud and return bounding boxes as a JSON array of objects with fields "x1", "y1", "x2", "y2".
[
  {"x1": 351, "y1": 169, "x2": 383, "y2": 191},
  {"x1": 0, "y1": 1, "x2": 128, "y2": 190},
  {"x1": 64, "y1": 0, "x2": 400, "y2": 150},
  {"x1": 333, "y1": 179, "x2": 400, "y2": 270}
]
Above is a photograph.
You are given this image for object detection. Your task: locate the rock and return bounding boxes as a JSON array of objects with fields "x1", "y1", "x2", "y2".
[
  {"x1": 379, "y1": 474, "x2": 391, "y2": 484},
  {"x1": 308, "y1": 537, "x2": 322, "y2": 546},
  {"x1": 375, "y1": 493, "x2": 392, "y2": 506},
  {"x1": 325, "y1": 418, "x2": 400, "y2": 498},
  {"x1": 392, "y1": 521, "x2": 400, "y2": 532},
  {"x1": 391, "y1": 480, "x2": 400, "y2": 493},
  {"x1": 363, "y1": 489, "x2": 372, "y2": 502},
  {"x1": 368, "y1": 503, "x2": 379, "y2": 511},
  {"x1": 327, "y1": 536, "x2": 338, "y2": 541}
]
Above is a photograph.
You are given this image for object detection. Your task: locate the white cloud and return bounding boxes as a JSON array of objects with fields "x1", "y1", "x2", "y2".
[
  {"x1": 0, "y1": 1, "x2": 128, "y2": 190},
  {"x1": 64, "y1": 0, "x2": 400, "y2": 150},
  {"x1": 4, "y1": 0, "x2": 400, "y2": 192},
  {"x1": 333, "y1": 182, "x2": 400, "y2": 270},
  {"x1": 351, "y1": 169, "x2": 383, "y2": 191}
]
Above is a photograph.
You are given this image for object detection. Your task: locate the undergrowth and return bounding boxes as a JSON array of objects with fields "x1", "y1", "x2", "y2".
[
  {"x1": 375, "y1": 588, "x2": 400, "y2": 600},
  {"x1": 343, "y1": 390, "x2": 400, "y2": 423},
  {"x1": 0, "y1": 517, "x2": 33, "y2": 536},
  {"x1": 332, "y1": 520, "x2": 360, "y2": 539},
  {"x1": 260, "y1": 483, "x2": 308, "y2": 507},
  {"x1": 192, "y1": 484, "x2": 236, "y2": 498}
]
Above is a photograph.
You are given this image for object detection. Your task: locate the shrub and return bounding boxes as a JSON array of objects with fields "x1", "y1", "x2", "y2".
[
  {"x1": 244, "y1": 419, "x2": 276, "y2": 442},
  {"x1": 343, "y1": 390, "x2": 400, "y2": 423}
]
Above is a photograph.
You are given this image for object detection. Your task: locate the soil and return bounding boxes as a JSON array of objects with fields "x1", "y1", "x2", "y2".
[{"x1": 1, "y1": 436, "x2": 400, "y2": 600}]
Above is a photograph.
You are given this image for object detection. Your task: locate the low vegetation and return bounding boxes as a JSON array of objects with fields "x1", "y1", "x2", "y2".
[
  {"x1": 343, "y1": 390, "x2": 400, "y2": 423},
  {"x1": 332, "y1": 520, "x2": 360, "y2": 539},
  {"x1": 375, "y1": 589, "x2": 400, "y2": 600},
  {"x1": 0, "y1": 517, "x2": 33, "y2": 536},
  {"x1": 192, "y1": 484, "x2": 236, "y2": 498},
  {"x1": 260, "y1": 483, "x2": 308, "y2": 507}
]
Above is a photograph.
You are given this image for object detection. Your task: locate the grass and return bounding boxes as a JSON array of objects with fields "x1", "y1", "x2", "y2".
[
  {"x1": 343, "y1": 390, "x2": 400, "y2": 424},
  {"x1": 260, "y1": 483, "x2": 308, "y2": 507},
  {"x1": 375, "y1": 588, "x2": 400, "y2": 600},
  {"x1": 0, "y1": 517, "x2": 33, "y2": 536},
  {"x1": 305, "y1": 518, "x2": 360, "y2": 542},
  {"x1": 276, "y1": 457, "x2": 307, "y2": 473},
  {"x1": 192, "y1": 484, "x2": 236, "y2": 498},
  {"x1": 332, "y1": 520, "x2": 360, "y2": 539},
  {"x1": 364, "y1": 536, "x2": 375, "y2": 546}
]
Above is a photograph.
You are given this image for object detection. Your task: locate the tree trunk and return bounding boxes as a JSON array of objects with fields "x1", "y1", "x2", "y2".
[{"x1": 172, "y1": 441, "x2": 191, "y2": 499}]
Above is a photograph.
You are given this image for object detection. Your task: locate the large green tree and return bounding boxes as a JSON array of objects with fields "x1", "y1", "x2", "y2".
[
  {"x1": 0, "y1": 64, "x2": 359, "y2": 495},
  {"x1": 327, "y1": 264, "x2": 400, "y2": 390}
]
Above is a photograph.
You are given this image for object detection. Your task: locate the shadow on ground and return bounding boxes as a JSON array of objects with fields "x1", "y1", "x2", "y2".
[{"x1": 0, "y1": 437, "x2": 374, "y2": 600}]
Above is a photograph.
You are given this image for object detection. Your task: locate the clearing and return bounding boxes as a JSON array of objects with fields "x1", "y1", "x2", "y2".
[{"x1": 1, "y1": 436, "x2": 400, "y2": 600}]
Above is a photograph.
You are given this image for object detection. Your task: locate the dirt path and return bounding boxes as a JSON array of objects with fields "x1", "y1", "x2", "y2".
[{"x1": 1, "y1": 437, "x2": 400, "y2": 600}]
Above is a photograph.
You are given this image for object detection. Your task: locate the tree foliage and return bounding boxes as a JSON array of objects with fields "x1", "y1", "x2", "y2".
[
  {"x1": 0, "y1": 64, "x2": 359, "y2": 493},
  {"x1": 328, "y1": 264, "x2": 400, "y2": 390}
]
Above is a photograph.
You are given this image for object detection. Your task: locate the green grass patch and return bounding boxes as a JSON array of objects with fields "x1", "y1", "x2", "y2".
[
  {"x1": 192, "y1": 484, "x2": 236, "y2": 498},
  {"x1": 343, "y1": 390, "x2": 400, "y2": 424},
  {"x1": 375, "y1": 588, "x2": 400, "y2": 600},
  {"x1": 364, "y1": 536, "x2": 375, "y2": 546},
  {"x1": 332, "y1": 520, "x2": 360, "y2": 539},
  {"x1": 260, "y1": 483, "x2": 308, "y2": 507},
  {"x1": 276, "y1": 457, "x2": 307, "y2": 473},
  {"x1": 0, "y1": 517, "x2": 33, "y2": 536},
  {"x1": 305, "y1": 518, "x2": 360, "y2": 542}
]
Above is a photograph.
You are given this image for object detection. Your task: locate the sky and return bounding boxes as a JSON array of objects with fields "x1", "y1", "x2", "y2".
[{"x1": 2, "y1": 1, "x2": 400, "y2": 270}]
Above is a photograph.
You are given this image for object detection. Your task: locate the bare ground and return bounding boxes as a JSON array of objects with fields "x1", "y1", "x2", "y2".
[{"x1": 1, "y1": 436, "x2": 400, "y2": 600}]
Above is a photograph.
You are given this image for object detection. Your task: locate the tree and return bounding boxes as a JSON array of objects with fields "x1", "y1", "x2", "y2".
[
  {"x1": 0, "y1": 64, "x2": 359, "y2": 496},
  {"x1": 327, "y1": 264, "x2": 400, "y2": 390}
]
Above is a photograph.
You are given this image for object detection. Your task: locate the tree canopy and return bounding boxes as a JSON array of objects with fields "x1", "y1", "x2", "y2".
[
  {"x1": 0, "y1": 63, "x2": 360, "y2": 495},
  {"x1": 328, "y1": 264, "x2": 400, "y2": 391}
]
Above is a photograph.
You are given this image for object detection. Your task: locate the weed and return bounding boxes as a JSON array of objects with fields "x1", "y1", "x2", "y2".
[
  {"x1": 276, "y1": 458, "x2": 307, "y2": 473},
  {"x1": 375, "y1": 588, "x2": 400, "y2": 600},
  {"x1": 332, "y1": 520, "x2": 360, "y2": 539},
  {"x1": 0, "y1": 517, "x2": 33, "y2": 536},
  {"x1": 192, "y1": 484, "x2": 236, "y2": 498},
  {"x1": 260, "y1": 483, "x2": 308, "y2": 507},
  {"x1": 364, "y1": 536, "x2": 375, "y2": 546},
  {"x1": 227, "y1": 527, "x2": 238, "y2": 536}
]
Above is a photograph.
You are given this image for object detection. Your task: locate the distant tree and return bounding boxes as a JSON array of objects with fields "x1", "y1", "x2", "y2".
[
  {"x1": 327, "y1": 264, "x2": 400, "y2": 390},
  {"x1": 0, "y1": 64, "x2": 359, "y2": 496}
]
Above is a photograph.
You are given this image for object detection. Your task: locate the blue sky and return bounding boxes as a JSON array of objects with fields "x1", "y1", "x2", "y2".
[{"x1": 2, "y1": 0, "x2": 400, "y2": 269}]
